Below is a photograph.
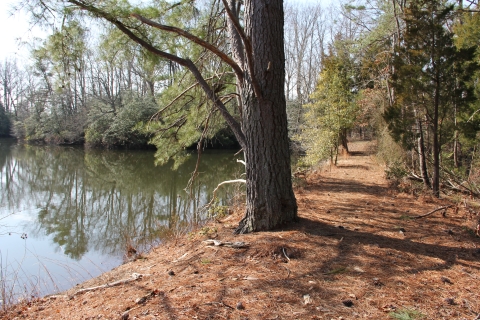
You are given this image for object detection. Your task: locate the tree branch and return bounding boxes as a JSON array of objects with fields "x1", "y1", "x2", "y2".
[
  {"x1": 150, "y1": 78, "x2": 215, "y2": 121},
  {"x1": 130, "y1": 13, "x2": 245, "y2": 83},
  {"x1": 205, "y1": 179, "x2": 246, "y2": 209},
  {"x1": 184, "y1": 59, "x2": 246, "y2": 149},
  {"x1": 68, "y1": 0, "x2": 246, "y2": 149}
]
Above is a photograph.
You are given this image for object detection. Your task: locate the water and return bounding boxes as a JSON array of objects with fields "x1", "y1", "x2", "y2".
[{"x1": 0, "y1": 138, "x2": 244, "y2": 304}]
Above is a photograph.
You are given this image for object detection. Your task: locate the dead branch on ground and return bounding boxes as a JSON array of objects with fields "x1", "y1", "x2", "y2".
[
  {"x1": 412, "y1": 205, "x2": 453, "y2": 219},
  {"x1": 73, "y1": 273, "x2": 146, "y2": 296}
]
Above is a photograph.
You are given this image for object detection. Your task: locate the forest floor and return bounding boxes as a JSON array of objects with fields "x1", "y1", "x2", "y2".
[{"x1": 2, "y1": 140, "x2": 480, "y2": 320}]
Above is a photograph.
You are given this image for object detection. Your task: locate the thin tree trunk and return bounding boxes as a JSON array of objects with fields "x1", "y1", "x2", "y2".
[
  {"x1": 340, "y1": 128, "x2": 349, "y2": 154},
  {"x1": 454, "y1": 130, "x2": 460, "y2": 168},
  {"x1": 432, "y1": 74, "x2": 440, "y2": 197},
  {"x1": 417, "y1": 117, "x2": 431, "y2": 189}
]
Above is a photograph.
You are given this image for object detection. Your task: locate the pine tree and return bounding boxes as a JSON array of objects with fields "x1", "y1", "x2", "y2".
[
  {"x1": 385, "y1": 0, "x2": 477, "y2": 196},
  {"x1": 296, "y1": 50, "x2": 357, "y2": 166}
]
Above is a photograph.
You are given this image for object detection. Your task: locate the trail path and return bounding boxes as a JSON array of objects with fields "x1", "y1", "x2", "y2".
[{"x1": 3, "y1": 141, "x2": 480, "y2": 320}]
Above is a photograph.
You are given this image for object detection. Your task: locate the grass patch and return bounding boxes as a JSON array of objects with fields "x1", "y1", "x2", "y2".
[
  {"x1": 198, "y1": 227, "x2": 217, "y2": 236},
  {"x1": 389, "y1": 308, "x2": 425, "y2": 320},
  {"x1": 324, "y1": 266, "x2": 347, "y2": 275}
]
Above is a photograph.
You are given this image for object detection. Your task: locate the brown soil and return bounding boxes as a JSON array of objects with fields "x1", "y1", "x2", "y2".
[{"x1": 2, "y1": 140, "x2": 480, "y2": 320}]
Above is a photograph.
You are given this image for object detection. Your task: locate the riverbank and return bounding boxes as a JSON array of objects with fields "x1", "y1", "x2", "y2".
[{"x1": 2, "y1": 140, "x2": 480, "y2": 319}]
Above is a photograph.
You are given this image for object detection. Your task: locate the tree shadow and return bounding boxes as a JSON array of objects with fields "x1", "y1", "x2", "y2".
[
  {"x1": 295, "y1": 218, "x2": 480, "y2": 266},
  {"x1": 239, "y1": 218, "x2": 480, "y2": 318}
]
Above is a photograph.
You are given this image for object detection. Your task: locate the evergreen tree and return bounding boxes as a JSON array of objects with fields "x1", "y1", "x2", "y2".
[
  {"x1": 385, "y1": 0, "x2": 477, "y2": 197},
  {"x1": 296, "y1": 50, "x2": 357, "y2": 166},
  {"x1": 453, "y1": 9, "x2": 480, "y2": 158}
]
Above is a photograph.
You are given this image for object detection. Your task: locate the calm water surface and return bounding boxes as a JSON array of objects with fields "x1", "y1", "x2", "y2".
[{"x1": 0, "y1": 138, "x2": 243, "y2": 303}]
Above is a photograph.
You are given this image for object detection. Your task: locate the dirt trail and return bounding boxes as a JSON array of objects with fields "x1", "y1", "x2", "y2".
[{"x1": 2, "y1": 141, "x2": 480, "y2": 320}]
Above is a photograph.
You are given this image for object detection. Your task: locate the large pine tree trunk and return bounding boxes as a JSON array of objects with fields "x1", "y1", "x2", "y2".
[{"x1": 235, "y1": 0, "x2": 298, "y2": 234}]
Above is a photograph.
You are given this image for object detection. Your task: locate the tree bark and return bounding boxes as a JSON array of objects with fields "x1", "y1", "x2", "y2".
[{"x1": 235, "y1": 0, "x2": 298, "y2": 233}]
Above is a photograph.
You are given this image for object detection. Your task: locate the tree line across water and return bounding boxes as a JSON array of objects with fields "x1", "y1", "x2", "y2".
[{"x1": 0, "y1": 0, "x2": 479, "y2": 217}]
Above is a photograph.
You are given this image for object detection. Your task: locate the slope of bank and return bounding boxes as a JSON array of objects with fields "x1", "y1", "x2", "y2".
[{"x1": 2, "y1": 141, "x2": 480, "y2": 320}]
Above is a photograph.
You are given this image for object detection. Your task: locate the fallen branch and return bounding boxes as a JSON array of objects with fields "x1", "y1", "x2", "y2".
[
  {"x1": 203, "y1": 239, "x2": 249, "y2": 248},
  {"x1": 441, "y1": 167, "x2": 480, "y2": 197},
  {"x1": 407, "y1": 173, "x2": 423, "y2": 182},
  {"x1": 445, "y1": 179, "x2": 480, "y2": 197},
  {"x1": 73, "y1": 273, "x2": 145, "y2": 296},
  {"x1": 412, "y1": 205, "x2": 453, "y2": 219}
]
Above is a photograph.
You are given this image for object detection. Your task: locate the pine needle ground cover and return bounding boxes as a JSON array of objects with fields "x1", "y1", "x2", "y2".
[{"x1": 2, "y1": 141, "x2": 479, "y2": 320}]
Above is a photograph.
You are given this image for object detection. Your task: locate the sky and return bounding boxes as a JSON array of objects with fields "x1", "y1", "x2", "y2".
[{"x1": 0, "y1": 0, "x2": 47, "y2": 62}]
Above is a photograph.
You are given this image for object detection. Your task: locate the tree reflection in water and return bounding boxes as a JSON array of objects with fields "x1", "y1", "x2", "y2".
[{"x1": 0, "y1": 139, "x2": 243, "y2": 261}]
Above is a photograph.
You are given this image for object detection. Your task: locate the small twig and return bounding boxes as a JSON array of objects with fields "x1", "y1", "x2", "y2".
[
  {"x1": 462, "y1": 270, "x2": 478, "y2": 280},
  {"x1": 412, "y1": 205, "x2": 453, "y2": 219},
  {"x1": 185, "y1": 107, "x2": 216, "y2": 194},
  {"x1": 282, "y1": 247, "x2": 290, "y2": 262},
  {"x1": 203, "y1": 301, "x2": 235, "y2": 309}
]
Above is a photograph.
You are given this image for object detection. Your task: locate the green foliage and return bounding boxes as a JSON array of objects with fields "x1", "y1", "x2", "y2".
[
  {"x1": 389, "y1": 308, "x2": 425, "y2": 320},
  {"x1": 385, "y1": 162, "x2": 408, "y2": 180},
  {"x1": 295, "y1": 50, "x2": 358, "y2": 166},
  {"x1": 10, "y1": 20, "x2": 91, "y2": 144},
  {"x1": 454, "y1": 10, "x2": 480, "y2": 141},
  {"x1": 198, "y1": 226, "x2": 217, "y2": 236},
  {"x1": 85, "y1": 93, "x2": 158, "y2": 148},
  {"x1": 12, "y1": 103, "x2": 87, "y2": 144},
  {"x1": 377, "y1": 125, "x2": 407, "y2": 167},
  {"x1": 385, "y1": 0, "x2": 465, "y2": 148},
  {"x1": 454, "y1": 11, "x2": 480, "y2": 53},
  {"x1": 207, "y1": 197, "x2": 230, "y2": 219},
  {"x1": 136, "y1": 51, "x2": 239, "y2": 168},
  {"x1": 381, "y1": 0, "x2": 479, "y2": 196}
]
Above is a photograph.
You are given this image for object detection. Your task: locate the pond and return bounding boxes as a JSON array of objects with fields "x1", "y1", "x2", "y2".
[{"x1": 0, "y1": 138, "x2": 244, "y2": 305}]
